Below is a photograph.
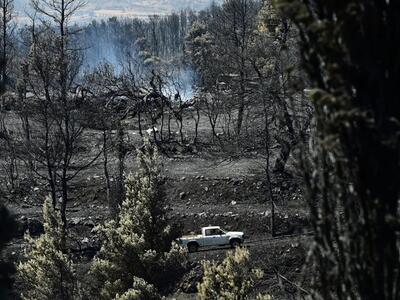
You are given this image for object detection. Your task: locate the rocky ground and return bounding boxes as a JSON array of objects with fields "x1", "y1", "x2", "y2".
[
  {"x1": 2, "y1": 113, "x2": 312, "y2": 299},
  {"x1": 3, "y1": 150, "x2": 311, "y2": 299}
]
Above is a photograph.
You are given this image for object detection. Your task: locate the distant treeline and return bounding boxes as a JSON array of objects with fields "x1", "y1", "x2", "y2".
[{"x1": 80, "y1": 11, "x2": 196, "y2": 70}]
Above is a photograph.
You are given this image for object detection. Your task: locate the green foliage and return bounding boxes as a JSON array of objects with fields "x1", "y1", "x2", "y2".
[
  {"x1": 258, "y1": 0, "x2": 282, "y2": 37},
  {"x1": 0, "y1": 204, "x2": 17, "y2": 299},
  {"x1": 198, "y1": 247, "x2": 270, "y2": 300},
  {"x1": 186, "y1": 0, "x2": 259, "y2": 91},
  {"x1": 90, "y1": 142, "x2": 187, "y2": 299},
  {"x1": 17, "y1": 197, "x2": 76, "y2": 300},
  {"x1": 114, "y1": 277, "x2": 159, "y2": 300},
  {"x1": 185, "y1": 20, "x2": 216, "y2": 86}
]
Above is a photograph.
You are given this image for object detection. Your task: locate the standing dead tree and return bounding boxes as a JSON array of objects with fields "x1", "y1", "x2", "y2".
[
  {"x1": 19, "y1": 0, "x2": 90, "y2": 233},
  {"x1": 214, "y1": 0, "x2": 260, "y2": 137},
  {"x1": 83, "y1": 64, "x2": 141, "y2": 216},
  {"x1": 0, "y1": 0, "x2": 14, "y2": 91},
  {"x1": 84, "y1": 64, "x2": 182, "y2": 214},
  {"x1": 0, "y1": 0, "x2": 21, "y2": 195},
  {"x1": 186, "y1": 2, "x2": 260, "y2": 145},
  {"x1": 254, "y1": 0, "x2": 312, "y2": 174}
]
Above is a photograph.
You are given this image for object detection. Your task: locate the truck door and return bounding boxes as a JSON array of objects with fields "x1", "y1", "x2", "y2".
[
  {"x1": 204, "y1": 229, "x2": 229, "y2": 246},
  {"x1": 203, "y1": 229, "x2": 216, "y2": 246},
  {"x1": 214, "y1": 229, "x2": 229, "y2": 245}
]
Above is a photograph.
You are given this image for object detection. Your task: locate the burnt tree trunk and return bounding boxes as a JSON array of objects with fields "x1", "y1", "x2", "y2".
[
  {"x1": 116, "y1": 120, "x2": 126, "y2": 208},
  {"x1": 102, "y1": 129, "x2": 114, "y2": 217}
]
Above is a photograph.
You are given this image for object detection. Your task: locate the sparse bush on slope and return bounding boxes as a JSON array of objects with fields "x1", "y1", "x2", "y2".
[
  {"x1": 90, "y1": 141, "x2": 188, "y2": 299},
  {"x1": 198, "y1": 247, "x2": 271, "y2": 300}
]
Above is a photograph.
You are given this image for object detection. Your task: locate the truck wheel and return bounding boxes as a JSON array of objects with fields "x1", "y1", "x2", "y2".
[
  {"x1": 230, "y1": 239, "x2": 241, "y2": 248},
  {"x1": 188, "y1": 243, "x2": 199, "y2": 253}
]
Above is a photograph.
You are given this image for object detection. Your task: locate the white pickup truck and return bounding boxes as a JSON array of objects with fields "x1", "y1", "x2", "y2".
[{"x1": 179, "y1": 226, "x2": 246, "y2": 253}]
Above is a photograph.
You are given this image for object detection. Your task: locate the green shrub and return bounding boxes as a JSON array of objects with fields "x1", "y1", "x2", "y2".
[
  {"x1": 198, "y1": 247, "x2": 271, "y2": 300},
  {"x1": 17, "y1": 197, "x2": 76, "y2": 300},
  {"x1": 114, "y1": 277, "x2": 159, "y2": 300}
]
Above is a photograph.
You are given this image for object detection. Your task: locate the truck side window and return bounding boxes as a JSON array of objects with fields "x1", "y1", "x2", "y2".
[
  {"x1": 205, "y1": 229, "x2": 213, "y2": 236},
  {"x1": 213, "y1": 229, "x2": 221, "y2": 235}
]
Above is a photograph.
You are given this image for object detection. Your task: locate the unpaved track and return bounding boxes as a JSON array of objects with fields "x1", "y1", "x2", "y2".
[{"x1": 189, "y1": 232, "x2": 313, "y2": 261}]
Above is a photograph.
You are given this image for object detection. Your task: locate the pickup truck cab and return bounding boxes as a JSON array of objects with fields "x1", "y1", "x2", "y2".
[{"x1": 179, "y1": 226, "x2": 245, "y2": 253}]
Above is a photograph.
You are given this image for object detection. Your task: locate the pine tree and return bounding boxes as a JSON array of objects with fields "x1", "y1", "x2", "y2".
[
  {"x1": 198, "y1": 247, "x2": 270, "y2": 300},
  {"x1": 17, "y1": 197, "x2": 76, "y2": 300},
  {"x1": 90, "y1": 141, "x2": 187, "y2": 299}
]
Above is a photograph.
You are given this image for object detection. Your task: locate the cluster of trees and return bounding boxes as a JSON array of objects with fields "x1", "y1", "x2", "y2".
[
  {"x1": 16, "y1": 143, "x2": 185, "y2": 299},
  {"x1": 1, "y1": 0, "x2": 399, "y2": 299},
  {"x1": 81, "y1": 10, "x2": 195, "y2": 69},
  {"x1": 0, "y1": 0, "x2": 198, "y2": 222},
  {"x1": 0, "y1": 0, "x2": 311, "y2": 221},
  {"x1": 17, "y1": 142, "x2": 266, "y2": 300},
  {"x1": 186, "y1": 0, "x2": 312, "y2": 176},
  {"x1": 17, "y1": 146, "x2": 272, "y2": 299}
]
